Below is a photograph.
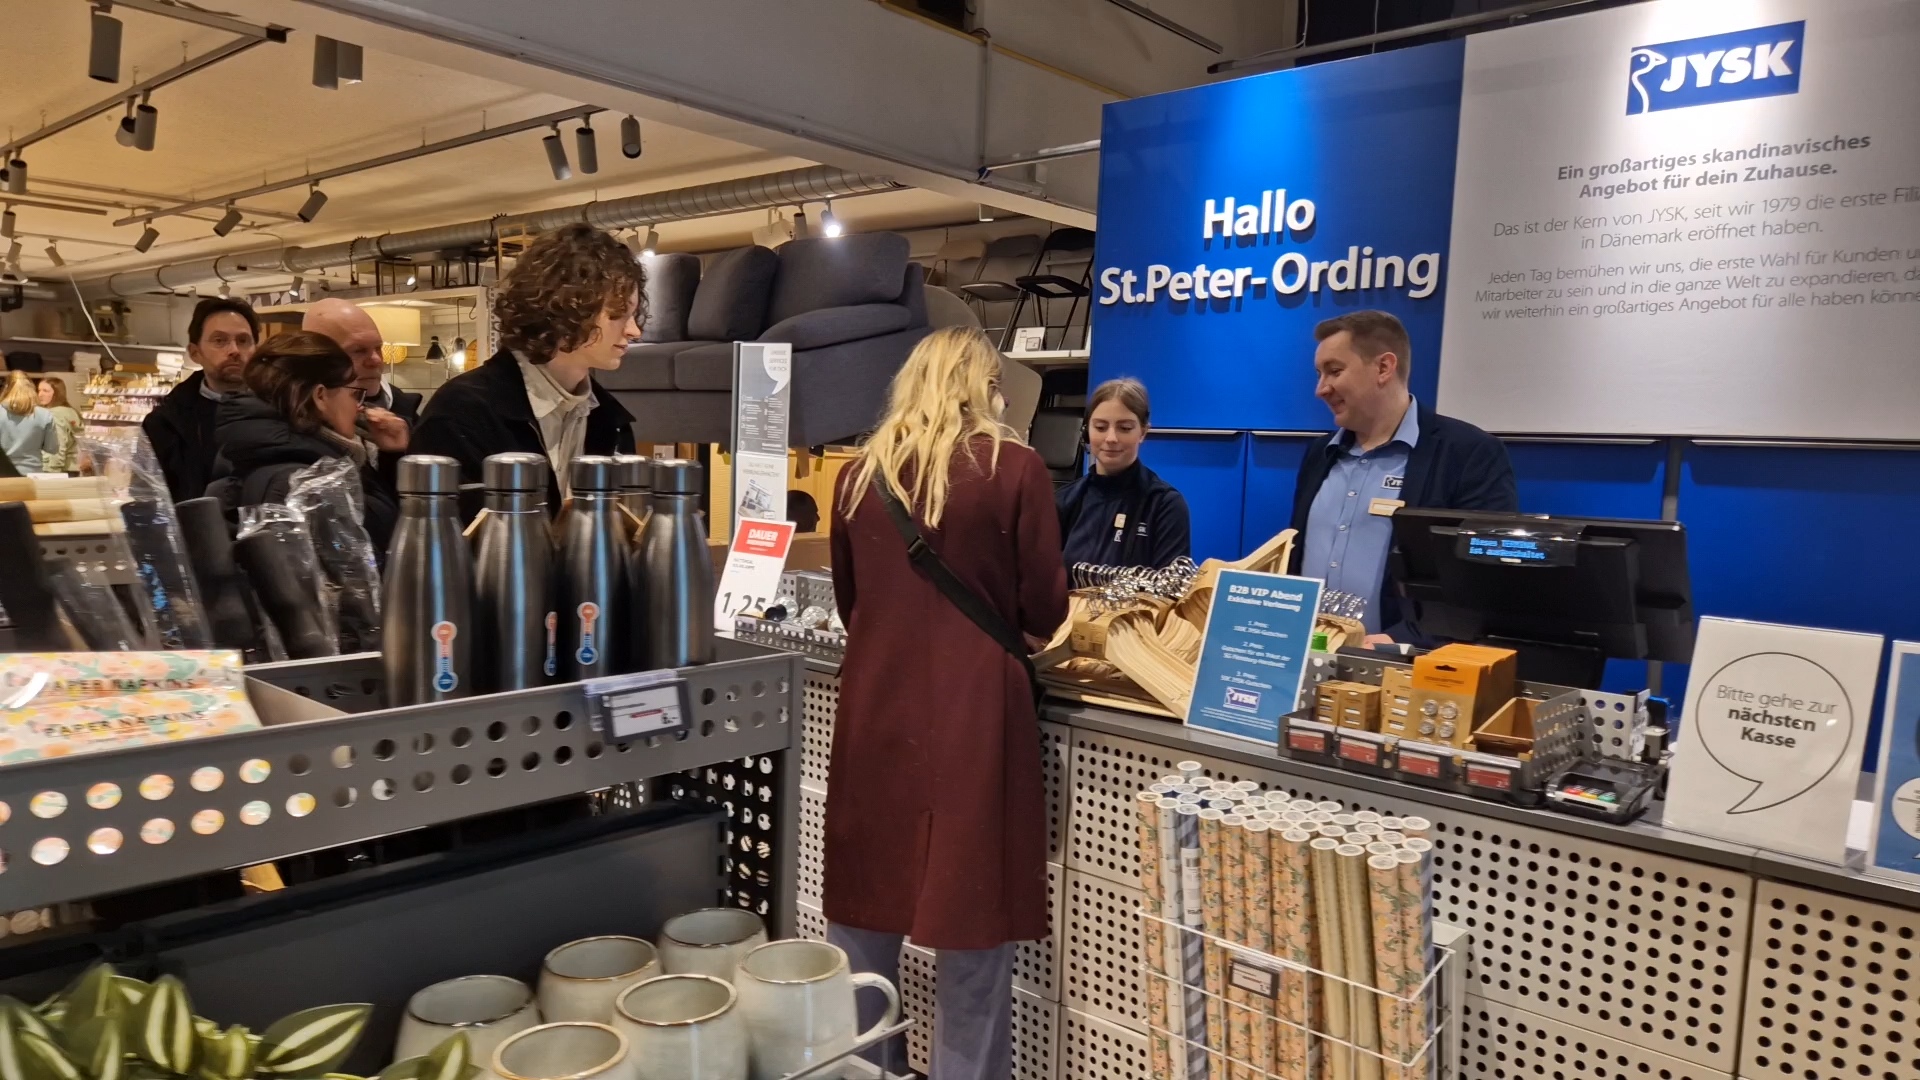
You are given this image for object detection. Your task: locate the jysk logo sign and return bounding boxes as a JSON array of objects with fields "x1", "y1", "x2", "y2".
[
  {"x1": 1627, "y1": 21, "x2": 1803, "y2": 115},
  {"x1": 1223, "y1": 686, "x2": 1262, "y2": 712}
]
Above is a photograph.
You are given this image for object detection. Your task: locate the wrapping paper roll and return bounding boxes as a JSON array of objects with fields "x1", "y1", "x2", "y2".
[
  {"x1": 1179, "y1": 760, "x2": 1205, "y2": 780},
  {"x1": 1308, "y1": 838, "x2": 1350, "y2": 1080},
  {"x1": 1354, "y1": 823, "x2": 1385, "y2": 838},
  {"x1": 1377, "y1": 832, "x2": 1406, "y2": 845},
  {"x1": 1200, "y1": 807, "x2": 1229, "y2": 1079},
  {"x1": 1163, "y1": 774, "x2": 1190, "y2": 787},
  {"x1": 1399, "y1": 817, "x2": 1431, "y2": 840},
  {"x1": 1353, "y1": 811, "x2": 1382, "y2": 825},
  {"x1": 1378, "y1": 816, "x2": 1404, "y2": 832},
  {"x1": 1241, "y1": 820, "x2": 1276, "y2": 1079},
  {"x1": 1366, "y1": 842, "x2": 1398, "y2": 859},
  {"x1": 1177, "y1": 805, "x2": 1211, "y2": 1079},
  {"x1": 1396, "y1": 846, "x2": 1433, "y2": 1080},
  {"x1": 1273, "y1": 828, "x2": 1316, "y2": 1080},
  {"x1": 1317, "y1": 824, "x2": 1348, "y2": 839},
  {"x1": 1140, "y1": 791, "x2": 1175, "y2": 1079},
  {"x1": 1315, "y1": 801, "x2": 1343, "y2": 814},
  {"x1": 1336, "y1": 844, "x2": 1383, "y2": 1080},
  {"x1": 1234, "y1": 780, "x2": 1263, "y2": 795},
  {"x1": 1331, "y1": 813, "x2": 1360, "y2": 830},
  {"x1": 1367, "y1": 853, "x2": 1411, "y2": 1080},
  {"x1": 1290, "y1": 800, "x2": 1318, "y2": 814},
  {"x1": 1341, "y1": 833, "x2": 1371, "y2": 847},
  {"x1": 1307, "y1": 811, "x2": 1335, "y2": 826},
  {"x1": 1221, "y1": 814, "x2": 1251, "y2": 1080}
]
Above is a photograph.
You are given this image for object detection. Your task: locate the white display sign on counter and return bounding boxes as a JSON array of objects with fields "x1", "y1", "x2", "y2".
[
  {"x1": 1867, "y1": 641, "x2": 1920, "y2": 884},
  {"x1": 1437, "y1": 0, "x2": 1920, "y2": 438},
  {"x1": 730, "y1": 341, "x2": 792, "y2": 536},
  {"x1": 1665, "y1": 616, "x2": 1883, "y2": 863}
]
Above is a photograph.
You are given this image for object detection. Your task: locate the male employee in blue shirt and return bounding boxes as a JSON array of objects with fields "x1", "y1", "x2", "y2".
[{"x1": 1288, "y1": 310, "x2": 1518, "y2": 640}]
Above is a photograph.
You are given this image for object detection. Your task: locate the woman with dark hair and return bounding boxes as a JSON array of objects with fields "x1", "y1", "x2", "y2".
[
  {"x1": 1054, "y1": 376, "x2": 1191, "y2": 570},
  {"x1": 207, "y1": 331, "x2": 406, "y2": 551},
  {"x1": 411, "y1": 223, "x2": 643, "y2": 510}
]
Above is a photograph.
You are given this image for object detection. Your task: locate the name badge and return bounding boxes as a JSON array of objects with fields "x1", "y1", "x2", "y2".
[{"x1": 1369, "y1": 498, "x2": 1404, "y2": 517}]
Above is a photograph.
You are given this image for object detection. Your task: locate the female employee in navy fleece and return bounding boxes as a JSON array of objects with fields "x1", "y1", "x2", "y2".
[{"x1": 1055, "y1": 377, "x2": 1191, "y2": 571}]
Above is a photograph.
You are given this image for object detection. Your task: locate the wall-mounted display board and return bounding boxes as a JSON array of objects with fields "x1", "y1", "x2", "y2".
[{"x1": 1438, "y1": 0, "x2": 1920, "y2": 438}]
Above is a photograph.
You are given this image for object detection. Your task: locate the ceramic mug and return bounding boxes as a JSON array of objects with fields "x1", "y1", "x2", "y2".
[
  {"x1": 396, "y1": 974, "x2": 541, "y2": 1065},
  {"x1": 613, "y1": 975, "x2": 747, "y2": 1080},
  {"x1": 658, "y1": 909, "x2": 769, "y2": 983},
  {"x1": 491, "y1": 1022, "x2": 634, "y2": 1080},
  {"x1": 735, "y1": 940, "x2": 900, "y2": 1080},
  {"x1": 538, "y1": 936, "x2": 662, "y2": 1022}
]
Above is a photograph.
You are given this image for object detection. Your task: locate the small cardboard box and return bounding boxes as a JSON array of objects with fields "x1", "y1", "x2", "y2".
[
  {"x1": 1408, "y1": 688, "x2": 1477, "y2": 748},
  {"x1": 1335, "y1": 683, "x2": 1382, "y2": 732},
  {"x1": 1379, "y1": 666, "x2": 1416, "y2": 736},
  {"x1": 1473, "y1": 696, "x2": 1546, "y2": 757},
  {"x1": 1413, "y1": 644, "x2": 1517, "y2": 726}
]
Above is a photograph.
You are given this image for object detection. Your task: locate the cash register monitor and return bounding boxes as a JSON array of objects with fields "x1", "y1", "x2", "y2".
[{"x1": 1388, "y1": 508, "x2": 1694, "y2": 687}]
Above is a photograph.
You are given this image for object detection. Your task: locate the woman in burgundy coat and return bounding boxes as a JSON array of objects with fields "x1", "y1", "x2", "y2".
[{"x1": 826, "y1": 326, "x2": 1069, "y2": 1080}]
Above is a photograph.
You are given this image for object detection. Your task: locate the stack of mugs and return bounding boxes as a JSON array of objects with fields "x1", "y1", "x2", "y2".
[{"x1": 394, "y1": 909, "x2": 899, "y2": 1080}]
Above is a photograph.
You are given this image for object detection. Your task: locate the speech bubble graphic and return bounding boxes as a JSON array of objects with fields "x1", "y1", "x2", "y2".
[
  {"x1": 1697, "y1": 651, "x2": 1854, "y2": 814},
  {"x1": 763, "y1": 348, "x2": 791, "y2": 396}
]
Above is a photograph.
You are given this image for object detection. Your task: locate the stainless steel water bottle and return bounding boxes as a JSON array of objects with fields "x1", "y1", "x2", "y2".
[
  {"x1": 383, "y1": 455, "x2": 474, "y2": 705},
  {"x1": 613, "y1": 453, "x2": 653, "y2": 528},
  {"x1": 472, "y1": 452, "x2": 556, "y2": 692},
  {"x1": 641, "y1": 458, "x2": 714, "y2": 668},
  {"x1": 558, "y1": 455, "x2": 630, "y2": 680}
]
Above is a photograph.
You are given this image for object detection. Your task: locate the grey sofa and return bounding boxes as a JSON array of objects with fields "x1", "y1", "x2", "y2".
[{"x1": 602, "y1": 233, "x2": 931, "y2": 447}]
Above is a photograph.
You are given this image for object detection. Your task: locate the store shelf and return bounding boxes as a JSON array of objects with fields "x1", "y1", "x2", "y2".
[{"x1": 0, "y1": 642, "x2": 802, "y2": 911}]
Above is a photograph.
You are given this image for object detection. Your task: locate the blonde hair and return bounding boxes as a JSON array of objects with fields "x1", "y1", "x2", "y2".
[
  {"x1": 842, "y1": 326, "x2": 1016, "y2": 529},
  {"x1": 2, "y1": 372, "x2": 37, "y2": 417}
]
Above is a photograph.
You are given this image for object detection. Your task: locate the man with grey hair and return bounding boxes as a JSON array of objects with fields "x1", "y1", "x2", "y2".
[{"x1": 302, "y1": 297, "x2": 423, "y2": 427}]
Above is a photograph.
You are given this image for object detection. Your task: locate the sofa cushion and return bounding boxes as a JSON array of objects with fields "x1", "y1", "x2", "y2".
[
  {"x1": 767, "y1": 233, "x2": 911, "y2": 326},
  {"x1": 601, "y1": 341, "x2": 707, "y2": 391},
  {"x1": 687, "y1": 246, "x2": 779, "y2": 341},
  {"x1": 759, "y1": 304, "x2": 911, "y2": 351},
  {"x1": 639, "y1": 253, "x2": 700, "y2": 343},
  {"x1": 671, "y1": 342, "x2": 742, "y2": 392}
]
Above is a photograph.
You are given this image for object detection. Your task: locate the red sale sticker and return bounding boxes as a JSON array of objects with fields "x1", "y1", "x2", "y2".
[
  {"x1": 1339, "y1": 739, "x2": 1378, "y2": 765},
  {"x1": 1399, "y1": 751, "x2": 1441, "y2": 777},
  {"x1": 1288, "y1": 730, "x2": 1326, "y2": 753},
  {"x1": 1467, "y1": 764, "x2": 1513, "y2": 791}
]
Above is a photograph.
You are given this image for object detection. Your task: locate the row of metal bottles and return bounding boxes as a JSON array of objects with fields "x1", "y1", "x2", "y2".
[{"x1": 383, "y1": 452, "x2": 715, "y2": 706}]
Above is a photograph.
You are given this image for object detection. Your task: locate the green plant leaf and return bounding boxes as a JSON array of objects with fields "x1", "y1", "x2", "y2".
[
  {"x1": 61, "y1": 967, "x2": 120, "y2": 1034},
  {"x1": 129, "y1": 977, "x2": 197, "y2": 1074},
  {"x1": 65, "y1": 1017, "x2": 124, "y2": 1080},
  {"x1": 0, "y1": 1000, "x2": 54, "y2": 1045},
  {"x1": 196, "y1": 1025, "x2": 252, "y2": 1080},
  {"x1": 17, "y1": 1031, "x2": 84, "y2": 1080},
  {"x1": 417, "y1": 1035, "x2": 476, "y2": 1080},
  {"x1": 371, "y1": 1058, "x2": 421, "y2": 1080},
  {"x1": 256, "y1": 1006, "x2": 370, "y2": 1078},
  {"x1": 109, "y1": 981, "x2": 147, "y2": 1013}
]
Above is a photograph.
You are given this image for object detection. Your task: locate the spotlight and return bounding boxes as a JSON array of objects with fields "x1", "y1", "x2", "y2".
[
  {"x1": 791, "y1": 209, "x2": 809, "y2": 241},
  {"x1": 290, "y1": 274, "x2": 304, "y2": 299},
  {"x1": 575, "y1": 120, "x2": 599, "y2": 175},
  {"x1": 0, "y1": 208, "x2": 12, "y2": 239},
  {"x1": 821, "y1": 201, "x2": 843, "y2": 238},
  {"x1": 313, "y1": 36, "x2": 344, "y2": 89},
  {"x1": 405, "y1": 272, "x2": 417, "y2": 287},
  {"x1": 45, "y1": 242, "x2": 63, "y2": 268},
  {"x1": 212, "y1": 204, "x2": 242, "y2": 237},
  {"x1": 218, "y1": 283, "x2": 231, "y2": 298},
  {"x1": 132, "y1": 100, "x2": 157, "y2": 151},
  {"x1": 5, "y1": 240, "x2": 20, "y2": 265},
  {"x1": 640, "y1": 228, "x2": 659, "y2": 258},
  {"x1": 623, "y1": 229, "x2": 644, "y2": 257},
  {"x1": 296, "y1": 184, "x2": 328, "y2": 222},
  {"x1": 116, "y1": 100, "x2": 137, "y2": 146},
  {"x1": 134, "y1": 225, "x2": 158, "y2": 253},
  {"x1": 425, "y1": 336, "x2": 445, "y2": 361},
  {"x1": 543, "y1": 126, "x2": 571, "y2": 181},
  {"x1": 89, "y1": 4, "x2": 123, "y2": 83},
  {"x1": 336, "y1": 41, "x2": 363, "y2": 84},
  {"x1": 619, "y1": 115, "x2": 642, "y2": 159},
  {"x1": 5, "y1": 158, "x2": 25, "y2": 195}
]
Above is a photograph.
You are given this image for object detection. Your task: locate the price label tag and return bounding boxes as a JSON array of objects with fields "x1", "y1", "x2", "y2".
[
  {"x1": 1466, "y1": 763, "x2": 1514, "y2": 791},
  {"x1": 1227, "y1": 957, "x2": 1281, "y2": 1000},
  {"x1": 1338, "y1": 737, "x2": 1380, "y2": 765},
  {"x1": 715, "y1": 518, "x2": 796, "y2": 630},
  {"x1": 583, "y1": 672, "x2": 690, "y2": 742},
  {"x1": 1398, "y1": 750, "x2": 1442, "y2": 778}
]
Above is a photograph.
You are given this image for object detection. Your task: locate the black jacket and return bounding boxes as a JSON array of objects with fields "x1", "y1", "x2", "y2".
[
  {"x1": 410, "y1": 348, "x2": 636, "y2": 513},
  {"x1": 143, "y1": 371, "x2": 223, "y2": 504},
  {"x1": 206, "y1": 394, "x2": 400, "y2": 553},
  {"x1": 1055, "y1": 460, "x2": 1191, "y2": 571},
  {"x1": 1289, "y1": 401, "x2": 1518, "y2": 636},
  {"x1": 381, "y1": 385, "x2": 424, "y2": 428}
]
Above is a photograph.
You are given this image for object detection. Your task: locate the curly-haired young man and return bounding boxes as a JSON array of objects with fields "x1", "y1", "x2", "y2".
[{"x1": 412, "y1": 223, "x2": 646, "y2": 506}]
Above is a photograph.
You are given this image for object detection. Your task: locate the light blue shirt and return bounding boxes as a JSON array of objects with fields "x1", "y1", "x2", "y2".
[
  {"x1": 0, "y1": 406, "x2": 60, "y2": 474},
  {"x1": 1301, "y1": 400, "x2": 1420, "y2": 634}
]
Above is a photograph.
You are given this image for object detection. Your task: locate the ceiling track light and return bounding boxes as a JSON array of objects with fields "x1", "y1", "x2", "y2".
[
  {"x1": 791, "y1": 208, "x2": 810, "y2": 241},
  {"x1": 821, "y1": 200, "x2": 844, "y2": 238},
  {"x1": 543, "y1": 125, "x2": 572, "y2": 181},
  {"x1": 133, "y1": 224, "x2": 158, "y2": 252},
  {"x1": 89, "y1": 4, "x2": 123, "y2": 84},
  {"x1": 45, "y1": 242, "x2": 64, "y2": 268},
  {"x1": 575, "y1": 119, "x2": 599, "y2": 175},
  {"x1": 212, "y1": 204, "x2": 242, "y2": 237},
  {"x1": 116, "y1": 99, "x2": 137, "y2": 146},
  {"x1": 0, "y1": 208, "x2": 13, "y2": 239},
  {"x1": 296, "y1": 184, "x2": 328, "y2": 222},
  {"x1": 4, "y1": 158, "x2": 26, "y2": 195},
  {"x1": 218, "y1": 282, "x2": 231, "y2": 298},
  {"x1": 132, "y1": 97, "x2": 158, "y2": 152},
  {"x1": 312, "y1": 36, "x2": 362, "y2": 89},
  {"x1": 620, "y1": 115, "x2": 642, "y2": 159},
  {"x1": 640, "y1": 227, "x2": 659, "y2": 258},
  {"x1": 290, "y1": 274, "x2": 304, "y2": 299},
  {"x1": 5, "y1": 240, "x2": 21, "y2": 265}
]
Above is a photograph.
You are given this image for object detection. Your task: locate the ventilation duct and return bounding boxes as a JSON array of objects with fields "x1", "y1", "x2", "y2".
[{"x1": 89, "y1": 165, "x2": 900, "y2": 298}]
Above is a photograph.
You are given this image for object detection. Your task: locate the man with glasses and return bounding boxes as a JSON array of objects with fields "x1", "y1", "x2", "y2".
[{"x1": 145, "y1": 297, "x2": 259, "y2": 502}]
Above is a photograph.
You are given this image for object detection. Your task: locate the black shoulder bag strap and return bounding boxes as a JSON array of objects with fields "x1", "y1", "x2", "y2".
[{"x1": 874, "y1": 483, "x2": 1044, "y2": 707}]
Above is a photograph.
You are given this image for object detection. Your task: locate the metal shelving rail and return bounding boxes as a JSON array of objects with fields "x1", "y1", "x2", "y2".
[{"x1": 0, "y1": 639, "x2": 804, "y2": 926}]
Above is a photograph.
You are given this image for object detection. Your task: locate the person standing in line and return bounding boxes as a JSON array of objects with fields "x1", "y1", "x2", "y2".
[
  {"x1": 410, "y1": 224, "x2": 642, "y2": 511},
  {"x1": 36, "y1": 378, "x2": 83, "y2": 473},
  {"x1": 144, "y1": 297, "x2": 259, "y2": 503},
  {"x1": 825, "y1": 325, "x2": 1068, "y2": 1080},
  {"x1": 1055, "y1": 376, "x2": 1191, "y2": 571},
  {"x1": 302, "y1": 297, "x2": 424, "y2": 428},
  {"x1": 1289, "y1": 309, "x2": 1517, "y2": 640},
  {"x1": 0, "y1": 372, "x2": 60, "y2": 474}
]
